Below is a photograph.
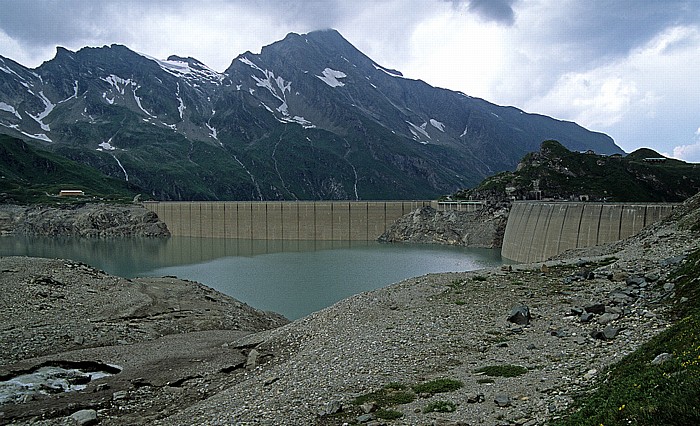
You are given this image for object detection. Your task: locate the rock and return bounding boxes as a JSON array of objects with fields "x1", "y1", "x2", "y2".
[
  {"x1": 651, "y1": 352, "x2": 674, "y2": 365},
  {"x1": 507, "y1": 305, "x2": 531, "y2": 325},
  {"x1": 466, "y1": 392, "x2": 485, "y2": 403},
  {"x1": 357, "y1": 413, "x2": 374, "y2": 423},
  {"x1": 584, "y1": 303, "x2": 606, "y2": 315},
  {"x1": 69, "y1": 409, "x2": 98, "y2": 426},
  {"x1": 494, "y1": 394, "x2": 511, "y2": 407},
  {"x1": 2, "y1": 204, "x2": 170, "y2": 238},
  {"x1": 591, "y1": 326, "x2": 621, "y2": 340},
  {"x1": 663, "y1": 283, "x2": 675, "y2": 292},
  {"x1": 579, "y1": 312, "x2": 594, "y2": 323},
  {"x1": 626, "y1": 276, "x2": 646, "y2": 287},
  {"x1": 377, "y1": 206, "x2": 507, "y2": 248},
  {"x1": 319, "y1": 400, "x2": 343, "y2": 416},
  {"x1": 582, "y1": 369, "x2": 597, "y2": 380},
  {"x1": 112, "y1": 390, "x2": 129, "y2": 401},
  {"x1": 361, "y1": 402, "x2": 378, "y2": 413},
  {"x1": 245, "y1": 349, "x2": 259, "y2": 370},
  {"x1": 597, "y1": 313, "x2": 619, "y2": 325}
]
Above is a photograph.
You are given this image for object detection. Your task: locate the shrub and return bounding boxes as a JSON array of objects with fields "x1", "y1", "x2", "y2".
[{"x1": 474, "y1": 365, "x2": 528, "y2": 377}]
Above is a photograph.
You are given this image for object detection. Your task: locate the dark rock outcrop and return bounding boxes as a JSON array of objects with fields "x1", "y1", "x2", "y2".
[
  {"x1": 378, "y1": 205, "x2": 508, "y2": 248},
  {"x1": 0, "y1": 204, "x2": 170, "y2": 237}
]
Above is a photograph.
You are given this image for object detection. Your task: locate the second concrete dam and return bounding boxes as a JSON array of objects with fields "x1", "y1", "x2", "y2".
[{"x1": 501, "y1": 201, "x2": 676, "y2": 263}]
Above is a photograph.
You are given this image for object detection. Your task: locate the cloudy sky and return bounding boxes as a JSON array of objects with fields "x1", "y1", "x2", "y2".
[{"x1": 1, "y1": 0, "x2": 699, "y2": 161}]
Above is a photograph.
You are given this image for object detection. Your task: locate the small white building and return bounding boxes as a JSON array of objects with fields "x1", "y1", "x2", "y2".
[{"x1": 59, "y1": 190, "x2": 85, "y2": 197}]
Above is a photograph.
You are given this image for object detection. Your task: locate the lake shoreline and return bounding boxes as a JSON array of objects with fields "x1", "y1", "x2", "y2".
[{"x1": 2, "y1": 195, "x2": 699, "y2": 425}]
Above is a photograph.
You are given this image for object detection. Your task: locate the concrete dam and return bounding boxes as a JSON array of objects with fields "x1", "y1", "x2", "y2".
[
  {"x1": 143, "y1": 201, "x2": 436, "y2": 241},
  {"x1": 144, "y1": 200, "x2": 676, "y2": 263},
  {"x1": 501, "y1": 201, "x2": 677, "y2": 263}
]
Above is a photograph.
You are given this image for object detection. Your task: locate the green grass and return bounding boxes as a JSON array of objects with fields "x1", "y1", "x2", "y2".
[
  {"x1": 411, "y1": 378, "x2": 463, "y2": 395},
  {"x1": 474, "y1": 365, "x2": 528, "y2": 377},
  {"x1": 376, "y1": 409, "x2": 403, "y2": 420},
  {"x1": 553, "y1": 248, "x2": 700, "y2": 426},
  {"x1": 424, "y1": 400, "x2": 457, "y2": 413}
]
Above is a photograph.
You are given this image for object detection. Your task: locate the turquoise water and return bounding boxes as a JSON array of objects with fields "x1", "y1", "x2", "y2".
[{"x1": 0, "y1": 236, "x2": 504, "y2": 319}]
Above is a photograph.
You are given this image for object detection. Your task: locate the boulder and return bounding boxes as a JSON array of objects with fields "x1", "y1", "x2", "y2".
[{"x1": 507, "y1": 305, "x2": 531, "y2": 325}]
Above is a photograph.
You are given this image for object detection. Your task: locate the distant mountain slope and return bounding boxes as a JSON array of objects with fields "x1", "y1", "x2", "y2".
[
  {"x1": 0, "y1": 134, "x2": 138, "y2": 204},
  {"x1": 455, "y1": 140, "x2": 700, "y2": 202},
  {"x1": 0, "y1": 29, "x2": 622, "y2": 200}
]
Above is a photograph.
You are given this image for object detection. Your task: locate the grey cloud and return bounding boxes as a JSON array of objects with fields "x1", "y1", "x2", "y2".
[
  {"x1": 467, "y1": 0, "x2": 518, "y2": 25},
  {"x1": 541, "y1": 0, "x2": 700, "y2": 62}
]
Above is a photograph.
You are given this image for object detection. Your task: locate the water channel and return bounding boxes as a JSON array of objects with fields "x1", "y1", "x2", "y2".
[{"x1": 0, "y1": 236, "x2": 505, "y2": 320}]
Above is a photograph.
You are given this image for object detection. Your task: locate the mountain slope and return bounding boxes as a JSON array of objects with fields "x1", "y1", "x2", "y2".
[
  {"x1": 456, "y1": 140, "x2": 700, "y2": 202},
  {"x1": 0, "y1": 134, "x2": 138, "y2": 204},
  {"x1": 0, "y1": 30, "x2": 622, "y2": 200}
]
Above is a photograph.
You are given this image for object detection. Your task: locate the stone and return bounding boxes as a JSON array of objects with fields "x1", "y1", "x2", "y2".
[
  {"x1": 584, "y1": 303, "x2": 606, "y2": 315},
  {"x1": 70, "y1": 409, "x2": 98, "y2": 426},
  {"x1": 319, "y1": 400, "x2": 343, "y2": 416},
  {"x1": 361, "y1": 402, "x2": 377, "y2": 413},
  {"x1": 466, "y1": 392, "x2": 485, "y2": 403},
  {"x1": 597, "y1": 312, "x2": 619, "y2": 325},
  {"x1": 494, "y1": 394, "x2": 511, "y2": 407},
  {"x1": 357, "y1": 413, "x2": 374, "y2": 423},
  {"x1": 579, "y1": 312, "x2": 594, "y2": 323},
  {"x1": 507, "y1": 305, "x2": 531, "y2": 325},
  {"x1": 245, "y1": 349, "x2": 259, "y2": 370},
  {"x1": 603, "y1": 326, "x2": 621, "y2": 339},
  {"x1": 651, "y1": 352, "x2": 674, "y2": 365},
  {"x1": 663, "y1": 282, "x2": 675, "y2": 292},
  {"x1": 112, "y1": 390, "x2": 129, "y2": 401},
  {"x1": 626, "y1": 276, "x2": 646, "y2": 287}
]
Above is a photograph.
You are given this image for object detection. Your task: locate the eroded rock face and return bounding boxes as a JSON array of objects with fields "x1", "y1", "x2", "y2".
[
  {"x1": 0, "y1": 204, "x2": 170, "y2": 237},
  {"x1": 378, "y1": 205, "x2": 508, "y2": 248}
]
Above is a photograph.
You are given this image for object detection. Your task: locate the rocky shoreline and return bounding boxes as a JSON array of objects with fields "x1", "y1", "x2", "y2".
[
  {"x1": 1, "y1": 196, "x2": 698, "y2": 425},
  {"x1": 0, "y1": 204, "x2": 170, "y2": 238}
]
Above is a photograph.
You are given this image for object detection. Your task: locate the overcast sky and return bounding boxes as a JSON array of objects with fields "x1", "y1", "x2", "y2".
[{"x1": 1, "y1": 0, "x2": 699, "y2": 161}]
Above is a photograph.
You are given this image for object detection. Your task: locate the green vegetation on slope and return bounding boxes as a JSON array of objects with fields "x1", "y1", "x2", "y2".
[
  {"x1": 553, "y1": 249, "x2": 700, "y2": 426},
  {"x1": 0, "y1": 134, "x2": 140, "y2": 204},
  {"x1": 454, "y1": 140, "x2": 700, "y2": 202}
]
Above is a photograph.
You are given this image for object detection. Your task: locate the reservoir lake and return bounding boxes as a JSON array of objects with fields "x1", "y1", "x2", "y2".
[{"x1": 0, "y1": 236, "x2": 505, "y2": 320}]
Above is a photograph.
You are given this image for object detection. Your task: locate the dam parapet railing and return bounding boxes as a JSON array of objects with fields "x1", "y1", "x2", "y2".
[
  {"x1": 501, "y1": 201, "x2": 678, "y2": 263},
  {"x1": 144, "y1": 200, "x2": 436, "y2": 241}
]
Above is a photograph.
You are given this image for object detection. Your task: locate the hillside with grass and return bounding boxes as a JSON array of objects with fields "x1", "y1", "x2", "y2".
[
  {"x1": 0, "y1": 134, "x2": 140, "y2": 204},
  {"x1": 453, "y1": 140, "x2": 700, "y2": 202}
]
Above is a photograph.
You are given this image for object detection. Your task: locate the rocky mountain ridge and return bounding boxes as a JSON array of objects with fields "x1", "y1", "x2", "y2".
[
  {"x1": 456, "y1": 140, "x2": 700, "y2": 202},
  {"x1": 0, "y1": 30, "x2": 621, "y2": 200}
]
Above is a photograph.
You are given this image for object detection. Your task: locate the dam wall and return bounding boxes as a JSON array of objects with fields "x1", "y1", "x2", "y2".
[
  {"x1": 501, "y1": 202, "x2": 677, "y2": 263},
  {"x1": 144, "y1": 201, "x2": 432, "y2": 240}
]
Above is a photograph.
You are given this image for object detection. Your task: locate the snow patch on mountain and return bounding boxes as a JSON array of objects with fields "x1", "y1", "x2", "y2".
[
  {"x1": 407, "y1": 121, "x2": 431, "y2": 144},
  {"x1": 317, "y1": 68, "x2": 346, "y2": 87},
  {"x1": 0, "y1": 102, "x2": 21, "y2": 119},
  {"x1": 176, "y1": 82, "x2": 185, "y2": 120},
  {"x1": 0, "y1": 122, "x2": 52, "y2": 142},
  {"x1": 140, "y1": 53, "x2": 224, "y2": 85},
  {"x1": 102, "y1": 93, "x2": 115, "y2": 105},
  {"x1": 97, "y1": 140, "x2": 116, "y2": 151},
  {"x1": 430, "y1": 119, "x2": 445, "y2": 132},
  {"x1": 26, "y1": 90, "x2": 54, "y2": 131}
]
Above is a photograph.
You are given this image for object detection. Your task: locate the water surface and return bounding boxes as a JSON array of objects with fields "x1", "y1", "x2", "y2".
[{"x1": 0, "y1": 236, "x2": 504, "y2": 319}]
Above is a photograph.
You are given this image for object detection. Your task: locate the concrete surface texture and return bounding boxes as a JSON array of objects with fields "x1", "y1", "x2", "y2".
[
  {"x1": 501, "y1": 202, "x2": 676, "y2": 263},
  {"x1": 143, "y1": 201, "x2": 432, "y2": 240}
]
